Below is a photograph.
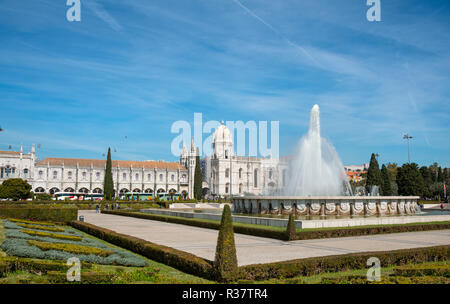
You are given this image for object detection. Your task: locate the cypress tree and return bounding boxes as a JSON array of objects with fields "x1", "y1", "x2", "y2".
[
  {"x1": 214, "y1": 205, "x2": 238, "y2": 282},
  {"x1": 194, "y1": 153, "x2": 202, "y2": 200},
  {"x1": 286, "y1": 213, "x2": 297, "y2": 241},
  {"x1": 366, "y1": 153, "x2": 383, "y2": 194},
  {"x1": 104, "y1": 147, "x2": 114, "y2": 201},
  {"x1": 381, "y1": 164, "x2": 392, "y2": 196}
]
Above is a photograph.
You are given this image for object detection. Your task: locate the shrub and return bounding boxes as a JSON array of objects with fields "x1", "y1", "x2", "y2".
[
  {"x1": 46, "y1": 270, "x2": 115, "y2": 283},
  {"x1": 21, "y1": 229, "x2": 82, "y2": 242},
  {"x1": 70, "y1": 220, "x2": 214, "y2": 279},
  {"x1": 286, "y1": 213, "x2": 296, "y2": 241},
  {"x1": 16, "y1": 223, "x2": 65, "y2": 232},
  {"x1": 35, "y1": 193, "x2": 53, "y2": 201},
  {"x1": 28, "y1": 240, "x2": 114, "y2": 257},
  {"x1": 393, "y1": 263, "x2": 450, "y2": 277},
  {"x1": 0, "y1": 207, "x2": 77, "y2": 223},
  {"x1": 8, "y1": 218, "x2": 56, "y2": 227},
  {"x1": 0, "y1": 256, "x2": 92, "y2": 276},
  {"x1": 213, "y1": 205, "x2": 238, "y2": 282}
]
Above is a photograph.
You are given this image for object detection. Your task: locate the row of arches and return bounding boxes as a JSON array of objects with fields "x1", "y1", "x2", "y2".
[{"x1": 35, "y1": 187, "x2": 179, "y2": 195}]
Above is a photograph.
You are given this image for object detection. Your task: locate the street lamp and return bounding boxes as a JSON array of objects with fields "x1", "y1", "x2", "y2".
[{"x1": 403, "y1": 134, "x2": 413, "y2": 164}]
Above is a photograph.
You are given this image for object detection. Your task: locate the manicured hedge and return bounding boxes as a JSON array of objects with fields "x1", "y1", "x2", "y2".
[
  {"x1": 0, "y1": 256, "x2": 92, "y2": 276},
  {"x1": 238, "y1": 245, "x2": 450, "y2": 281},
  {"x1": 393, "y1": 263, "x2": 450, "y2": 277},
  {"x1": 102, "y1": 210, "x2": 450, "y2": 241},
  {"x1": 0, "y1": 207, "x2": 77, "y2": 223},
  {"x1": 46, "y1": 270, "x2": 115, "y2": 283},
  {"x1": 320, "y1": 275, "x2": 450, "y2": 284},
  {"x1": 70, "y1": 220, "x2": 215, "y2": 280},
  {"x1": 291, "y1": 223, "x2": 450, "y2": 241},
  {"x1": 102, "y1": 210, "x2": 287, "y2": 240}
]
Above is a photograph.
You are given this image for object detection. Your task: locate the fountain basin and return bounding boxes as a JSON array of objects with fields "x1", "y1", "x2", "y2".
[{"x1": 232, "y1": 196, "x2": 420, "y2": 216}]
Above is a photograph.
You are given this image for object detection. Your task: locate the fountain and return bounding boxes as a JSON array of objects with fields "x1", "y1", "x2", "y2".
[{"x1": 232, "y1": 105, "x2": 419, "y2": 217}]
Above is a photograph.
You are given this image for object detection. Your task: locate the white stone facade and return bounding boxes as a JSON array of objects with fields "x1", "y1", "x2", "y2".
[
  {"x1": 201, "y1": 122, "x2": 290, "y2": 198},
  {"x1": 0, "y1": 145, "x2": 191, "y2": 198}
]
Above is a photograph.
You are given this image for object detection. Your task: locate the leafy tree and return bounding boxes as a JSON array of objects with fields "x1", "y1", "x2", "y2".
[
  {"x1": 437, "y1": 167, "x2": 444, "y2": 183},
  {"x1": 0, "y1": 178, "x2": 32, "y2": 200},
  {"x1": 419, "y1": 166, "x2": 433, "y2": 198},
  {"x1": 194, "y1": 152, "x2": 202, "y2": 200},
  {"x1": 386, "y1": 163, "x2": 398, "y2": 181},
  {"x1": 214, "y1": 205, "x2": 238, "y2": 282},
  {"x1": 381, "y1": 164, "x2": 393, "y2": 196},
  {"x1": 103, "y1": 147, "x2": 114, "y2": 201},
  {"x1": 366, "y1": 153, "x2": 383, "y2": 194},
  {"x1": 397, "y1": 163, "x2": 425, "y2": 197}
]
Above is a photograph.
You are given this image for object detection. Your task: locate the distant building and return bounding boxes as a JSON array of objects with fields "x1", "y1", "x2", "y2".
[{"x1": 344, "y1": 163, "x2": 369, "y2": 182}]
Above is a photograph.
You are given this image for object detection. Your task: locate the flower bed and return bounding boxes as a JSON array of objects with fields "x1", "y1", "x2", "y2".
[{"x1": 1, "y1": 219, "x2": 148, "y2": 267}]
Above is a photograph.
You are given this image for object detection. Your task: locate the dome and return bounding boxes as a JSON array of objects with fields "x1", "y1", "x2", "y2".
[{"x1": 213, "y1": 121, "x2": 233, "y2": 144}]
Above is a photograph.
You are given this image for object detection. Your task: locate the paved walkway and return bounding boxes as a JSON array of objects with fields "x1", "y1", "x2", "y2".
[{"x1": 78, "y1": 210, "x2": 450, "y2": 266}]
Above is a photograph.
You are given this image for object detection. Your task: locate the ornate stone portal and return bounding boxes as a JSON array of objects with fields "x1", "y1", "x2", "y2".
[{"x1": 232, "y1": 196, "x2": 420, "y2": 217}]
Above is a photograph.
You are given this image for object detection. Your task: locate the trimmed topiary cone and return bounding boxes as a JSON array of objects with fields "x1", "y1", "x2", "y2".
[
  {"x1": 214, "y1": 204, "x2": 238, "y2": 282},
  {"x1": 286, "y1": 213, "x2": 297, "y2": 241}
]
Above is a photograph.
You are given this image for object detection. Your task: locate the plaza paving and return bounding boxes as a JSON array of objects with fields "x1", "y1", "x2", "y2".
[{"x1": 78, "y1": 210, "x2": 450, "y2": 266}]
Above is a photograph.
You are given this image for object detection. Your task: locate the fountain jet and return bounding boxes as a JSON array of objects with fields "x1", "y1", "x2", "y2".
[{"x1": 283, "y1": 104, "x2": 352, "y2": 196}]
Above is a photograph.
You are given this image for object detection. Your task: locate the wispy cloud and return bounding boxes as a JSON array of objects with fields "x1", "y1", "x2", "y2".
[{"x1": 85, "y1": 0, "x2": 122, "y2": 32}]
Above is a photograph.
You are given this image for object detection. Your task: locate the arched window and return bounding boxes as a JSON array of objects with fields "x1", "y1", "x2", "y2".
[
  {"x1": 225, "y1": 168, "x2": 230, "y2": 178},
  {"x1": 225, "y1": 183, "x2": 230, "y2": 193},
  {"x1": 82, "y1": 172, "x2": 87, "y2": 180},
  {"x1": 23, "y1": 169, "x2": 29, "y2": 178},
  {"x1": 96, "y1": 172, "x2": 100, "y2": 180},
  {"x1": 135, "y1": 173, "x2": 139, "y2": 181},
  {"x1": 269, "y1": 169, "x2": 273, "y2": 179},
  {"x1": 147, "y1": 174, "x2": 151, "y2": 181},
  {"x1": 254, "y1": 169, "x2": 258, "y2": 188},
  {"x1": 93, "y1": 188, "x2": 102, "y2": 194},
  {"x1": 282, "y1": 169, "x2": 287, "y2": 187},
  {"x1": 38, "y1": 170, "x2": 43, "y2": 179},
  {"x1": 122, "y1": 173, "x2": 127, "y2": 181},
  {"x1": 239, "y1": 183, "x2": 242, "y2": 193},
  {"x1": 53, "y1": 171, "x2": 58, "y2": 180},
  {"x1": 68, "y1": 171, "x2": 72, "y2": 179},
  {"x1": 159, "y1": 174, "x2": 163, "y2": 182},
  {"x1": 225, "y1": 150, "x2": 228, "y2": 159},
  {"x1": 238, "y1": 168, "x2": 242, "y2": 179},
  {"x1": 171, "y1": 174, "x2": 175, "y2": 182}
]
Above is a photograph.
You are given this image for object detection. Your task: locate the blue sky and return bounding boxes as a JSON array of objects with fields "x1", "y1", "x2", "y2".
[{"x1": 0, "y1": 0, "x2": 449, "y2": 167}]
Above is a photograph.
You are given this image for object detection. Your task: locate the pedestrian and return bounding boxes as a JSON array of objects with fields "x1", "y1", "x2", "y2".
[
  {"x1": 105, "y1": 203, "x2": 109, "y2": 210},
  {"x1": 441, "y1": 203, "x2": 445, "y2": 210},
  {"x1": 116, "y1": 203, "x2": 120, "y2": 210},
  {"x1": 96, "y1": 204, "x2": 99, "y2": 213}
]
